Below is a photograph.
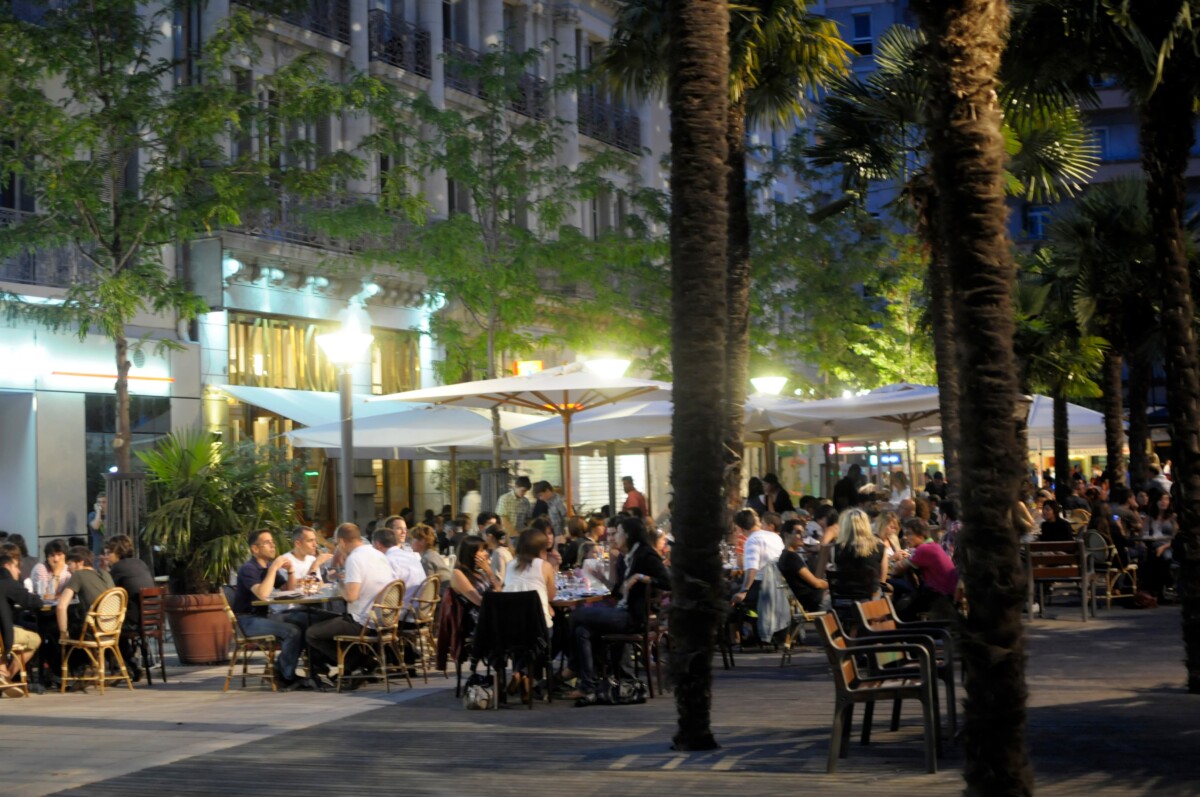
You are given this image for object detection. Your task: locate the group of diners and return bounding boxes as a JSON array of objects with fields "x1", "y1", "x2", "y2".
[
  {"x1": 0, "y1": 533, "x2": 154, "y2": 695},
  {"x1": 728, "y1": 503, "x2": 961, "y2": 646}
]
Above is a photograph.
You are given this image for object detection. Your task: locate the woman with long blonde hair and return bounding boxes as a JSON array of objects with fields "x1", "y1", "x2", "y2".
[
  {"x1": 830, "y1": 508, "x2": 886, "y2": 633},
  {"x1": 873, "y1": 510, "x2": 902, "y2": 557}
]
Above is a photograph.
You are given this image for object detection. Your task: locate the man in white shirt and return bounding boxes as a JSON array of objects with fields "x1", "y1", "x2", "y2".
[
  {"x1": 281, "y1": 525, "x2": 333, "y2": 583},
  {"x1": 374, "y1": 527, "x2": 424, "y2": 609},
  {"x1": 306, "y1": 523, "x2": 395, "y2": 686},
  {"x1": 731, "y1": 508, "x2": 784, "y2": 612},
  {"x1": 460, "y1": 479, "x2": 482, "y2": 532}
]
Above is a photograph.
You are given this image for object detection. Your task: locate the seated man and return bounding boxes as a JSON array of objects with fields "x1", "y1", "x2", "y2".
[
  {"x1": 232, "y1": 530, "x2": 305, "y2": 690},
  {"x1": 307, "y1": 523, "x2": 395, "y2": 687},
  {"x1": 103, "y1": 534, "x2": 154, "y2": 681},
  {"x1": 893, "y1": 518, "x2": 960, "y2": 621},
  {"x1": 375, "y1": 527, "x2": 424, "y2": 609},
  {"x1": 1, "y1": 551, "x2": 43, "y2": 695},
  {"x1": 1038, "y1": 501, "x2": 1076, "y2": 542},
  {"x1": 281, "y1": 525, "x2": 334, "y2": 582},
  {"x1": 56, "y1": 546, "x2": 116, "y2": 679}
]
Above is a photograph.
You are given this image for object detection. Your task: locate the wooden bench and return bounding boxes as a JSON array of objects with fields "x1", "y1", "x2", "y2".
[{"x1": 1024, "y1": 539, "x2": 1096, "y2": 621}]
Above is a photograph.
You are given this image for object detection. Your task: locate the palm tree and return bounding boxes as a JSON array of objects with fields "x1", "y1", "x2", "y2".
[
  {"x1": 663, "y1": 0, "x2": 729, "y2": 752},
  {"x1": 601, "y1": 0, "x2": 850, "y2": 511},
  {"x1": 1043, "y1": 179, "x2": 1156, "y2": 490},
  {"x1": 806, "y1": 23, "x2": 1098, "y2": 501},
  {"x1": 909, "y1": 1, "x2": 1034, "y2": 793},
  {"x1": 1005, "y1": 0, "x2": 1200, "y2": 694}
]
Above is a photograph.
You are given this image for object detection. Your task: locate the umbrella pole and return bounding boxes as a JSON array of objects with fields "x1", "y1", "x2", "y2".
[
  {"x1": 562, "y1": 413, "x2": 574, "y2": 517},
  {"x1": 607, "y1": 442, "x2": 618, "y2": 517},
  {"x1": 449, "y1": 446, "x2": 459, "y2": 518},
  {"x1": 903, "y1": 422, "x2": 915, "y2": 497},
  {"x1": 644, "y1": 446, "x2": 652, "y2": 517}
]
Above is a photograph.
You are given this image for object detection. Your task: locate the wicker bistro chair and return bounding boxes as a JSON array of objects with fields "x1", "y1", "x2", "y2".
[
  {"x1": 0, "y1": 636, "x2": 31, "y2": 698},
  {"x1": 120, "y1": 586, "x2": 168, "y2": 685},
  {"x1": 60, "y1": 587, "x2": 135, "y2": 694},
  {"x1": 400, "y1": 574, "x2": 443, "y2": 683},
  {"x1": 1085, "y1": 530, "x2": 1138, "y2": 609},
  {"x1": 335, "y1": 579, "x2": 413, "y2": 693},
  {"x1": 219, "y1": 585, "x2": 278, "y2": 692},
  {"x1": 815, "y1": 612, "x2": 940, "y2": 774}
]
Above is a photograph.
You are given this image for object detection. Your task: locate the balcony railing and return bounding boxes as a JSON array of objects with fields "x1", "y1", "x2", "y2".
[
  {"x1": 512, "y1": 72, "x2": 548, "y2": 121},
  {"x1": 578, "y1": 91, "x2": 642, "y2": 153},
  {"x1": 280, "y1": 0, "x2": 350, "y2": 45},
  {"x1": 367, "y1": 9, "x2": 431, "y2": 78},
  {"x1": 1, "y1": 209, "x2": 97, "y2": 287},
  {"x1": 226, "y1": 191, "x2": 409, "y2": 254},
  {"x1": 444, "y1": 39, "x2": 482, "y2": 97}
]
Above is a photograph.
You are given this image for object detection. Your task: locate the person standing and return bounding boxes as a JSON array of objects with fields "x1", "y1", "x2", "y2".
[
  {"x1": 832, "y1": 464, "x2": 864, "y2": 511},
  {"x1": 87, "y1": 493, "x2": 107, "y2": 560},
  {"x1": 760, "y1": 473, "x2": 795, "y2": 514},
  {"x1": 460, "y1": 480, "x2": 482, "y2": 531},
  {"x1": 621, "y1": 476, "x2": 648, "y2": 514},
  {"x1": 533, "y1": 481, "x2": 568, "y2": 541},
  {"x1": 495, "y1": 476, "x2": 533, "y2": 538}
]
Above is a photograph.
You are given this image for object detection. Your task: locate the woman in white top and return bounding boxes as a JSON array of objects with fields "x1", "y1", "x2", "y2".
[
  {"x1": 889, "y1": 471, "x2": 912, "y2": 504},
  {"x1": 501, "y1": 527, "x2": 558, "y2": 702},
  {"x1": 484, "y1": 524, "x2": 514, "y2": 582}
]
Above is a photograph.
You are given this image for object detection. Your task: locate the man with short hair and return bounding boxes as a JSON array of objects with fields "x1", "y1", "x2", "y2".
[
  {"x1": 56, "y1": 547, "x2": 116, "y2": 680},
  {"x1": 374, "y1": 527, "x2": 424, "y2": 608},
  {"x1": 1, "y1": 552, "x2": 42, "y2": 695},
  {"x1": 103, "y1": 534, "x2": 154, "y2": 681},
  {"x1": 495, "y1": 476, "x2": 532, "y2": 537},
  {"x1": 307, "y1": 523, "x2": 395, "y2": 686},
  {"x1": 898, "y1": 498, "x2": 916, "y2": 521},
  {"x1": 282, "y1": 525, "x2": 334, "y2": 582},
  {"x1": 87, "y1": 493, "x2": 107, "y2": 559},
  {"x1": 1063, "y1": 480, "x2": 1091, "y2": 512},
  {"x1": 925, "y1": 471, "x2": 948, "y2": 501},
  {"x1": 232, "y1": 530, "x2": 305, "y2": 690},
  {"x1": 533, "y1": 480, "x2": 568, "y2": 540},
  {"x1": 476, "y1": 511, "x2": 499, "y2": 534},
  {"x1": 760, "y1": 512, "x2": 782, "y2": 533},
  {"x1": 621, "y1": 476, "x2": 648, "y2": 514}
]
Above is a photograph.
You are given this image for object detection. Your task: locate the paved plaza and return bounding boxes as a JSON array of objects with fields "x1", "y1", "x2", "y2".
[{"x1": 1, "y1": 603, "x2": 1196, "y2": 797}]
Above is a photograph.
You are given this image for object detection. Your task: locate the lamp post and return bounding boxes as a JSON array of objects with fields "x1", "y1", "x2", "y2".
[
  {"x1": 750, "y1": 376, "x2": 788, "y2": 474},
  {"x1": 317, "y1": 306, "x2": 374, "y2": 524},
  {"x1": 583, "y1": 357, "x2": 631, "y2": 517}
]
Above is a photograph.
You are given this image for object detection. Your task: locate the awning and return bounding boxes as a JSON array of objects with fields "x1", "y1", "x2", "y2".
[{"x1": 216, "y1": 385, "x2": 420, "y2": 428}]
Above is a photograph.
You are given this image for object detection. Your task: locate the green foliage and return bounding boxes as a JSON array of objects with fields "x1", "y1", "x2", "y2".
[
  {"x1": 138, "y1": 430, "x2": 301, "y2": 594},
  {"x1": 355, "y1": 45, "x2": 669, "y2": 383},
  {"x1": 0, "y1": 0, "x2": 378, "y2": 467}
]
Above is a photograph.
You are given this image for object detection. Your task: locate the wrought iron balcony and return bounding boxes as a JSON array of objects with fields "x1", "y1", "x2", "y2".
[
  {"x1": 511, "y1": 72, "x2": 548, "y2": 121},
  {"x1": 443, "y1": 39, "x2": 482, "y2": 97},
  {"x1": 280, "y1": 0, "x2": 350, "y2": 45},
  {"x1": 0, "y1": 210, "x2": 98, "y2": 287},
  {"x1": 367, "y1": 9, "x2": 431, "y2": 78},
  {"x1": 578, "y1": 90, "x2": 642, "y2": 154}
]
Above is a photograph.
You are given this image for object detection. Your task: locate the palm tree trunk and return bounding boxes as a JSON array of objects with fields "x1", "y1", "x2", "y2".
[
  {"x1": 666, "y1": 0, "x2": 729, "y2": 751},
  {"x1": 1053, "y1": 390, "x2": 1070, "y2": 505},
  {"x1": 1101, "y1": 349, "x2": 1126, "y2": 489},
  {"x1": 913, "y1": 0, "x2": 1033, "y2": 793},
  {"x1": 1127, "y1": 355, "x2": 1152, "y2": 489},
  {"x1": 920, "y1": 190, "x2": 963, "y2": 500},
  {"x1": 1140, "y1": 73, "x2": 1200, "y2": 694},
  {"x1": 723, "y1": 98, "x2": 751, "y2": 516},
  {"x1": 114, "y1": 334, "x2": 133, "y2": 473}
]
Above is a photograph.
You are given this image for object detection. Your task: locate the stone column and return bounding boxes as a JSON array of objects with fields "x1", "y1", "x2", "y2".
[
  {"x1": 553, "y1": 3, "x2": 580, "y2": 228},
  {"x1": 345, "y1": 0, "x2": 372, "y2": 196},
  {"x1": 481, "y1": 0, "x2": 504, "y2": 51},
  {"x1": 418, "y1": 0, "x2": 447, "y2": 216}
]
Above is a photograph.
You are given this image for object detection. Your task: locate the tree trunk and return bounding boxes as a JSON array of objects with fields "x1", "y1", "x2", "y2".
[
  {"x1": 666, "y1": 0, "x2": 729, "y2": 751},
  {"x1": 1101, "y1": 349, "x2": 1126, "y2": 489},
  {"x1": 1127, "y1": 355, "x2": 1152, "y2": 490},
  {"x1": 1139, "y1": 74, "x2": 1200, "y2": 694},
  {"x1": 723, "y1": 98, "x2": 751, "y2": 517},
  {"x1": 1053, "y1": 390, "x2": 1070, "y2": 505},
  {"x1": 920, "y1": 190, "x2": 963, "y2": 501},
  {"x1": 913, "y1": 1, "x2": 1033, "y2": 793},
  {"x1": 114, "y1": 334, "x2": 132, "y2": 473}
]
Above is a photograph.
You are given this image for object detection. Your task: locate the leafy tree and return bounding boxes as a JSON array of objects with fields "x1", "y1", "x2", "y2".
[
  {"x1": 0, "y1": 0, "x2": 372, "y2": 472},
  {"x1": 909, "y1": 1, "x2": 1033, "y2": 793},
  {"x1": 806, "y1": 22, "x2": 1097, "y2": 498},
  {"x1": 602, "y1": 0, "x2": 851, "y2": 511},
  {"x1": 1005, "y1": 0, "x2": 1200, "y2": 693},
  {"x1": 664, "y1": 0, "x2": 729, "y2": 752},
  {"x1": 356, "y1": 46, "x2": 668, "y2": 466}
]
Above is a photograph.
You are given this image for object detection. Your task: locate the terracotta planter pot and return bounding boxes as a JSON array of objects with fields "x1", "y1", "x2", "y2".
[{"x1": 165, "y1": 593, "x2": 232, "y2": 665}]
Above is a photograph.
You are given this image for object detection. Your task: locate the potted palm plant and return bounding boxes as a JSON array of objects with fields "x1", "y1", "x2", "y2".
[{"x1": 139, "y1": 429, "x2": 301, "y2": 664}]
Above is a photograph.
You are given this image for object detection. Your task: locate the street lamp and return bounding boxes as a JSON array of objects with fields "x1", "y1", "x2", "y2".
[
  {"x1": 750, "y1": 376, "x2": 788, "y2": 395},
  {"x1": 316, "y1": 305, "x2": 373, "y2": 524}
]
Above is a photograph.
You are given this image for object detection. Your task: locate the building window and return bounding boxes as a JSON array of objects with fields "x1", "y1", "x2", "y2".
[
  {"x1": 1, "y1": 139, "x2": 36, "y2": 214},
  {"x1": 84, "y1": 393, "x2": 171, "y2": 501},
  {"x1": 1026, "y1": 204, "x2": 1051, "y2": 240},
  {"x1": 852, "y1": 13, "x2": 873, "y2": 57},
  {"x1": 227, "y1": 312, "x2": 419, "y2": 394},
  {"x1": 447, "y1": 178, "x2": 471, "y2": 216},
  {"x1": 1092, "y1": 126, "x2": 1110, "y2": 161}
]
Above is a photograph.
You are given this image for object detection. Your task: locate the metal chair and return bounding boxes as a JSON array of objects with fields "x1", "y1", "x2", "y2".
[
  {"x1": 334, "y1": 579, "x2": 413, "y2": 693},
  {"x1": 601, "y1": 586, "x2": 668, "y2": 697},
  {"x1": 60, "y1": 587, "x2": 134, "y2": 694},
  {"x1": 121, "y1": 586, "x2": 167, "y2": 685},
  {"x1": 219, "y1": 585, "x2": 278, "y2": 692}
]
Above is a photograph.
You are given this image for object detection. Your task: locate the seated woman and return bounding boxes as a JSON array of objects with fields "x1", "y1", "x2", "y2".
[
  {"x1": 829, "y1": 508, "x2": 886, "y2": 634},
  {"x1": 1140, "y1": 489, "x2": 1177, "y2": 601},
  {"x1": 778, "y1": 520, "x2": 828, "y2": 613},
  {"x1": 500, "y1": 527, "x2": 558, "y2": 702},
  {"x1": 562, "y1": 516, "x2": 670, "y2": 701},
  {"x1": 410, "y1": 524, "x2": 453, "y2": 593},
  {"x1": 483, "y1": 524, "x2": 514, "y2": 582},
  {"x1": 450, "y1": 536, "x2": 501, "y2": 643},
  {"x1": 29, "y1": 540, "x2": 70, "y2": 599}
]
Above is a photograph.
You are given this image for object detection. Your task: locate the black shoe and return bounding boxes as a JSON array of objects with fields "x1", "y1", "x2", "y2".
[{"x1": 127, "y1": 662, "x2": 144, "y2": 682}]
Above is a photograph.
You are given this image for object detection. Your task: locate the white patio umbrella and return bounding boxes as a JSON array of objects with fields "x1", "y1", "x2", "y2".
[
  {"x1": 1025, "y1": 394, "x2": 1109, "y2": 451},
  {"x1": 371, "y1": 362, "x2": 672, "y2": 512},
  {"x1": 287, "y1": 406, "x2": 544, "y2": 509}
]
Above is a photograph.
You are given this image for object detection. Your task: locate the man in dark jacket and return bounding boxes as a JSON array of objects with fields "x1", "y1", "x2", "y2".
[
  {"x1": 1, "y1": 551, "x2": 43, "y2": 693},
  {"x1": 833, "y1": 464, "x2": 864, "y2": 511}
]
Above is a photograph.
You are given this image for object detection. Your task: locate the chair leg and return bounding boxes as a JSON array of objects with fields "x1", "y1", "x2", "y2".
[
  {"x1": 922, "y1": 692, "x2": 939, "y2": 774},
  {"x1": 378, "y1": 641, "x2": 390, "y2": 694},
  {"x1": 840, "y1": 703, "x2": 854, "y2": 757},
  {"x1": 157, "y1": 634, "x2": 168, "y2": 683},
  {"x1": 224, "y1": 647, "x2": 238, "y2": 692},
  {"x1": 643, "y1": 639, "x2": 655, "y2": 699},
  {"x1": 60, "y1": 643, "x2": 69, "y2": 693},
  {"x1": 828, "y1": 702, "x2": 850, "y2": 773},
  {"x1": 241, "y1": 645, "x2": 250, "y2": 688},
  {"x1": 890, "y1": 698, "x2": 902, "y2": 732},
  {"x1": 944, "y1": 672, "x2": 958, "y2": 739},
  {"x1": 111, "y1": 645, "x2": 134, "y2": 691},
  {"x1": 861, "y1": 700, "x2": 874, "y2": 745},
  {"x1": 140, "y1": 636, "x2": 152, "y2": 686},
  {"x1": 97, "y1": 647, "x2": 106, "y2": 695},
  {"x1": 336, "y1": 641, "x2": 346, "y2": 692}
]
